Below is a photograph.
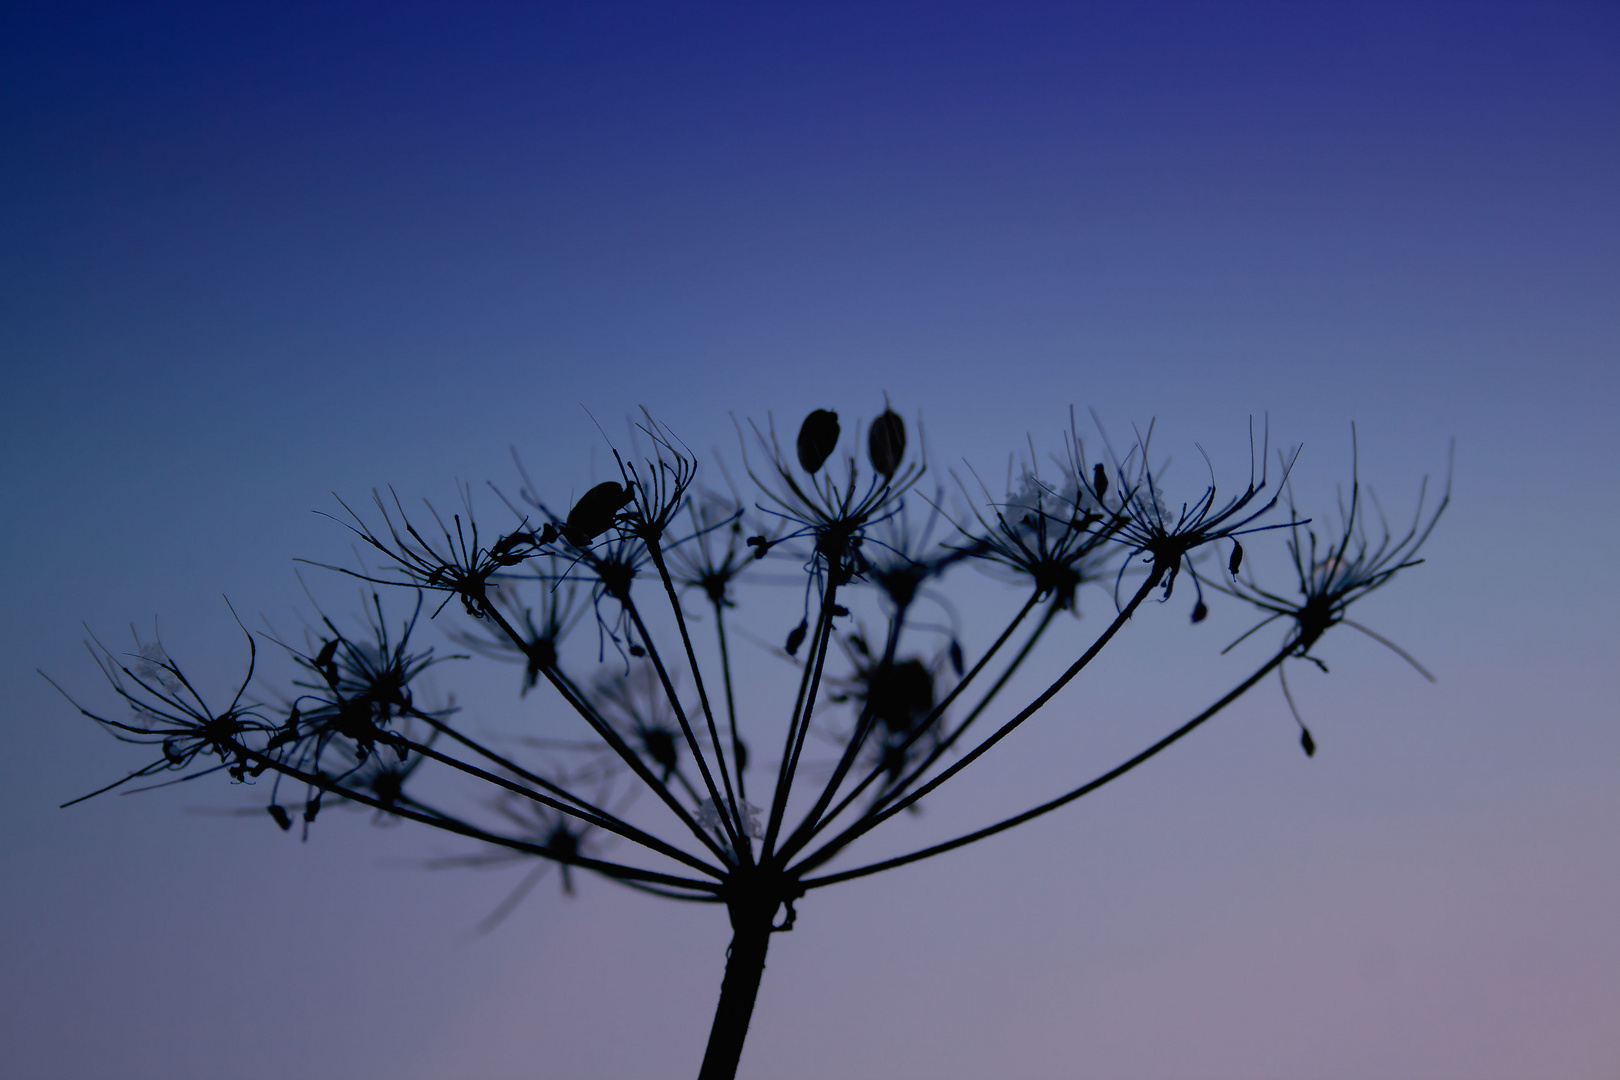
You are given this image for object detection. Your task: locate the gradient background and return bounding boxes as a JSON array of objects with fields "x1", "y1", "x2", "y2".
[{"x1": 4, "y1": 2, "x2": 1617, "y2": 1078}]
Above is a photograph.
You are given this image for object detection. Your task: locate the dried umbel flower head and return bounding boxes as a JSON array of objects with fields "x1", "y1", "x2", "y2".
[
  {"x1": 1083, "y1": 417, "x2": 1297, "y2": 619},
  {"x1": 53, "y1": 400, "x2": 1450, "y2": 1080},
  {"x1": 1217, "y1": 428, "x2": 1452, "y2": 756},
  {"x1": 743, "y1": 404, "x2": 925, "y2": 587},
  {"x1": 951, "y1": 451, "x2": 1119, "y2": 613}
]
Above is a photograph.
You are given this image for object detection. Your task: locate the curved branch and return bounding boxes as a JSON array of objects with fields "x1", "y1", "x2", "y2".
[{"x1": 798, "y1": 642, "x2": 1293, "y2": 887}]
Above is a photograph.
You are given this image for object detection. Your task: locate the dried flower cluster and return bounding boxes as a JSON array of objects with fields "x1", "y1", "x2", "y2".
[{"x1": 52, "y1": 406, "x2": 1447, "y2": 1080}]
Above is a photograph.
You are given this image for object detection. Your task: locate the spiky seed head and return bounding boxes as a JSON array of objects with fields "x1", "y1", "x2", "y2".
[
  {"x1": 796, "y1": 409, "x2": 840, "y2": 473},
  {"x1": 566, "y1": 481, "x2": 632, "y2": 544},
  {"x1": 868, "y1": 408, "x2": 906, "y2": 477}
]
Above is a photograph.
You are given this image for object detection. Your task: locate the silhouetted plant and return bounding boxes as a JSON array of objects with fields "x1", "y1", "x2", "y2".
[{"x1": 50, "y1": 405, "x2": 1448, "y2": 1079}]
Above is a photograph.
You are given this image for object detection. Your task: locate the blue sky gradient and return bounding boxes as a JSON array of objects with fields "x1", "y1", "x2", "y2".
[{"x1": 4, "y1": 3, "x2": 1617, "y2": 1077}]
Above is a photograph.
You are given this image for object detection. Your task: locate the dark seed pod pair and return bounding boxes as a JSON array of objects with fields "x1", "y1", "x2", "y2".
[
  {"x1": 797, "y1": 405, "x2": 907, "y2": 477},
  {"x1": 566, "y1": 481, "x2": 633, "y2": 545},
  {"x1": 867, "y1": 408, "x2": 906, "y2": 478},
  {"x1": 797, "y1": 410, "x2": 840, "y2": 473}
]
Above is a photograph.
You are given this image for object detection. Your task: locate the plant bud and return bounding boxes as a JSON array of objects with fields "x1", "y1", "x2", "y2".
[
  {"x1": 1228, "y1": 541, "x2": 1244, "y2": 577},
  {"x1": 267, "y1": 804, "x2": 293, "y2": 831},
  {"x1": 785, "y1": 618, "x2": 808, "y2": 656},
  {"x1": 796, "y1": 409, "x2": 840, "y2": 473},
  {"x1": 1092, "y1": 462, "x2": 1108, "y2": 498},
  {"x1": 566, "y1": 481, "x2": 632, "y2": 544},
  {"x1": 1191, "y1": 600, "x2": 1208, "y2": 623},
  {"x1": 867, "y1": 408, "x2": 906, "y2": 477},
  {"x1": 1300, "y1": 727, "x2": 1317, "y2": 757}
]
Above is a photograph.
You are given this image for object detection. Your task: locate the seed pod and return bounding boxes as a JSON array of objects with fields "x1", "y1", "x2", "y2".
[
  {"x1": 566, "y1": 481, "x2": 632, "y2": 544},
  {"x1": 304, "y1": 793, "x2": 322, "y2": 823},
  {"x1": 796, "y1": 409, "x2": 840, "y2": 473},
  {"x1": 785, "y1": 618, "x2": 808, "y2": 656},
  {"x1": 267, "y1": 804, "x2": 293, "y2": 831},
  {"x1": 314, "y1": 638, "x2": 340, "y2": 668},
  {"x1": 1228, "y1": 541, "x2": 1244, "y2": 578},
  {"x1": 867, "y1": 408, "x2": 906, "y2": 477},
  {"x1": 1191, "y1": 600, "x2": 1208, "y2": 624},
  {"x1": 491, "y1": 529, "x2": 535, "y2": 565},
  {"x1": 1300, "y1": 727, "x2": 1317, "y2": 757},
  {"x1": 1092, "y1": 462, "x2": 1109, "y2": 498}
]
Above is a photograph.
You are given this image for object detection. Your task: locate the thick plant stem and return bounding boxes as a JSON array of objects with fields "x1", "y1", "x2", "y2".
[{"x1": 697, "y1": 902, "x2": 775, "y2": 1080}]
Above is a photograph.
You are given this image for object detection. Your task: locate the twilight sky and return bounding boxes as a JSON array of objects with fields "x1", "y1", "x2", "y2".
[{"x1": 3, "y1": 2, "x2": 1618, "y2": 1078}]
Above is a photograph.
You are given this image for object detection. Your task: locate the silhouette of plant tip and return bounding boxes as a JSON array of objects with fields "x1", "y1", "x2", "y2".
[
  {"x1": 1191, "y1": 600, "x2": 1208, "y2": 624},
  {"x1": 1300, "y1": 727, "x2": 1317, "y2": 757},
  {"x1": 796, "y1": 409, "x2": 840, "y2": 473},
  {"x1": 785, "y1": 618, "x2": 808, "y2": 655},
  {"x1": 1228, "y1": 541, "x2": 1243, "y2": 578}
]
